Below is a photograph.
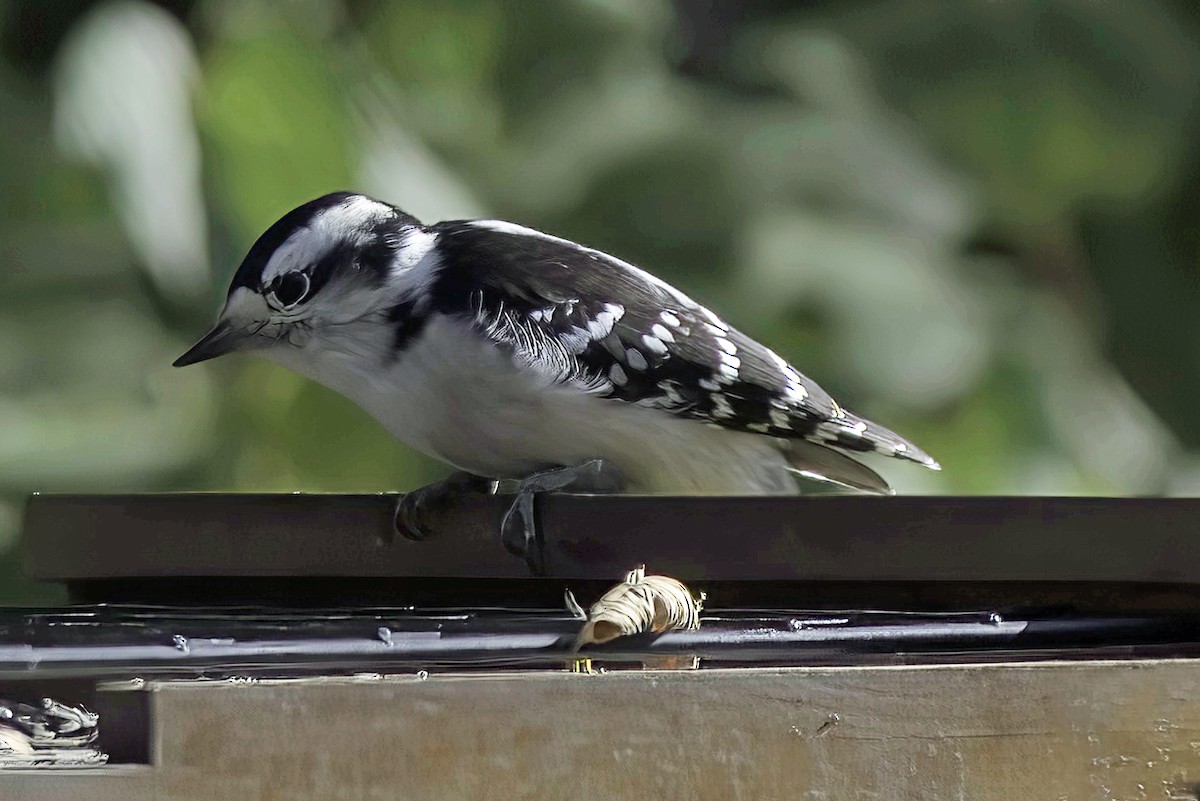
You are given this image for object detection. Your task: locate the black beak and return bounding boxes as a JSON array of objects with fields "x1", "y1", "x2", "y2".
[{"x1": 173, "y1": 322, "x2": 246, "y2": 367}]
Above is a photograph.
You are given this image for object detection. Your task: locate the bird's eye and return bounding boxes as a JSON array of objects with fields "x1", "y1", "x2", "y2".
[{"x1": 268, "y1": 271, "x2": 311, "y2": 309}]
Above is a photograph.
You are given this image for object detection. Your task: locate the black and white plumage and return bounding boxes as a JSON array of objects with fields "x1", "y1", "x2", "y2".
[{"x1": 176, "y1": 192, "x2": 939, "y2": 495}]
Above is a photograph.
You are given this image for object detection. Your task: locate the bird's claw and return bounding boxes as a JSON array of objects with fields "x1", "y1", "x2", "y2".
[
  {"x1": 392, "y1": 471, "x2": 492, "y2": 542},
  {"x1": 499, "y1": 459, "x2": 625, "y2": 575}
]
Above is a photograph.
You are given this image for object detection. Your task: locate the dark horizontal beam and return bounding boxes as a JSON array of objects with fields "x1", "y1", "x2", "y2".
[{"x1": 22, "y1": 493, "x2": 1200, "y2": 584}]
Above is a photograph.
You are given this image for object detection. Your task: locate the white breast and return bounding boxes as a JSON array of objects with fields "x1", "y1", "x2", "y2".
[{"x1": 265, "y1": 314, "x2": 795, "y2": 494}]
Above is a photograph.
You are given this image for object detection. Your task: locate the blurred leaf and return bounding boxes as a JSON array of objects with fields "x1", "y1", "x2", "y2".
[
  {"x1": 912, "y1": 67, "x2": 1176, "y2": 228},
  {"x1": 54, "y1": 0, "x2": 210, "y2": 301},
  {"x1": 199, "y1": 31, "x2": 355, "y2": 246},
  {"x1": 555, "y1": 141, "x2": 743, "y2": 290},
  {"x1": 360, "y1": 0, "x2": 503, "y2": 160},
  {"x1": 228, "y1": 361, "x2": 443, "y2": 492}
]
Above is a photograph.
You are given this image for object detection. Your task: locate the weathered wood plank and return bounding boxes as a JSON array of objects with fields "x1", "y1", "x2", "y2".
[{"x1": 5, "y1": 660, "x2": 1200, "y2": 800}]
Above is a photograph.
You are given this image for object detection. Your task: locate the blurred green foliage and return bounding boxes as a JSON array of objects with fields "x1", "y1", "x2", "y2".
[{"x1": 2, "y1": 0, "x2": 1199, "y2": 603}]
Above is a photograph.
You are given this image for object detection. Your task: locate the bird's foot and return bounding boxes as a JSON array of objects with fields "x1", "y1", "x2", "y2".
[
  {"x1": 500, "y1": 459, "x2": 625, "y2": 575},
  {"x1": 392, "y1": 471, "x2": 494, "y2": 542},
  {"x1": 570, "y1": 657, "x2": 596, "y2": 674}
]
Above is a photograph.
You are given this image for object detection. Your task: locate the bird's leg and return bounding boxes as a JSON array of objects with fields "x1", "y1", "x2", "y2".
[
  {"x1": 500, "y1": 459, "x2": 625, "y2": 575},
  {"x1": 392, "y1": 471, "x2": 495, "y2": 542}
]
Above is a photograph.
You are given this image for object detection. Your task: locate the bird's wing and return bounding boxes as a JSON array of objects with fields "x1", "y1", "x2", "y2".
[{"x1": 429, "y1": 219, "x2": 937, "y2": 469}]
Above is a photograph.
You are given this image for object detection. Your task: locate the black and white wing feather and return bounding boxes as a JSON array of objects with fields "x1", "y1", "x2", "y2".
[{"x1": 429, "y1": 220, "x2": 938, "y2": 472}]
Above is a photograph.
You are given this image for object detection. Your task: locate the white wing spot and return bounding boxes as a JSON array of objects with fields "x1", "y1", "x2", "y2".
[
  {"x1": 698, "y1": 377, "x2": 720, "y2": 391},
  {"x1": 659, "y1": 311, "x2": 681, "y2": 328},
  {"x1": 718, "y1": 363, "x2": 738, "y2": 382},
  {"x1": 715, "y1": 337, "x2": 737, "y2": 356},
  {"x1": 711, "y1": 393, "x2": 735, "y2": 418},
  {"x1": 626, "y1": 348, "x2": 648, "y2": 371},
  {"x1": 704, "y1": 323, "x2": 728, "y2": 337},
  {"x1": 641, "y1": 334, "x2": 668, "y2": 356},
  {"x1": 604, "y1": 302, "x2": 626, "y2": 321},
  {"x1": 700, "y1": 308, "x2": 728, "y2": 330},
  {"x1": 658, "y1": 380, "x2": 684, "y2": 405},
  {"x1": 588, "y1": 309, "x2": 617, "y2": 339},
  {"x1": 767, "y1": 353, "x2": 812, "y2": 401},
  {"x1": 720, "y1": 353, "x2": 741, "y2": 370},
  {"x1": 609, "y1": 363, "x2": 628, "y2": 386},
  {"x1": 650, "y1": 323, "x2": 674, "y2": 343}
]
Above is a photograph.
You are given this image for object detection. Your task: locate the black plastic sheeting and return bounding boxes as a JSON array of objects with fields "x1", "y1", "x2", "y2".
[{"x1": 2, "y1": 606, "x2": 1198, "y2": 681}]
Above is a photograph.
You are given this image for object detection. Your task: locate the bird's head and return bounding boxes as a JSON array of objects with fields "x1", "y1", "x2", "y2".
[{"x1": 174, "y1": 192, "x2": 432, "y2": 368}]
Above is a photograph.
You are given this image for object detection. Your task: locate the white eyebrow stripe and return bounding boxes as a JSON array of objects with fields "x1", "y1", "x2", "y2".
[{"x1": 262, "y1": 195, "x2": 397, "y2": 284}]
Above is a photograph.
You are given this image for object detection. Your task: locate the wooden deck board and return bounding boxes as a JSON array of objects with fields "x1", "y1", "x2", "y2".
[{"x1": 4, "y1": 660, "x2": 1200, "y2": 800}]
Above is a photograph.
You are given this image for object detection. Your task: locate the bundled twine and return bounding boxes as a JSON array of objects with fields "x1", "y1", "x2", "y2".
[{"x1": 572, "y1": 565, "x2": 705, "y2": 649}]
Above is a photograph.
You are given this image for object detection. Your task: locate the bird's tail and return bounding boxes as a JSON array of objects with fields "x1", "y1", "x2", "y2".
[
  {"x1": 783, "y1": 439, "x2": 893, "y2": 495},
  {"x1": 808, "y1": 411, "x2": 941, "y2": 471}
]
